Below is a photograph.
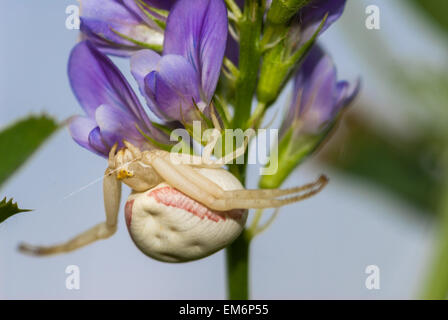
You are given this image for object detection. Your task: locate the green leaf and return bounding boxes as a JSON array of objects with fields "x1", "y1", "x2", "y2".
[
  {"x1": 0, "y1": 197, "x2": 31, "y2": 224},
  {"x1": 0, "y1": 115, "x2": 59, "y2": 187}
]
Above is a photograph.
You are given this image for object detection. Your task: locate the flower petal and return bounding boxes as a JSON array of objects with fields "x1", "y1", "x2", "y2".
[
  {"x1": 142, "y1": 70, "x2": 168, "y2": 120},
  {"x1": 146, "y1": 55, "x2": 202, "y2": 121},
  {"x1": 299, "y1": 51, "x2": 338, "y2": 130},
  {"x1": 95, "y1": 104, "x2": 147, "y2": 150},
  {"x1": 122, "y1": 0, "x2": 164, "y2": 28},
  {"x1": 141, "y1": 0, "x2": 177, "y2": 10},
  {"x1": 225, "y1": 33, "x2": 240, "y2": 66},
  {"x1": 88, "y1": 126, "x2": 110, "y2": 157},
  {"x1": 301, "y1": 55, "x2": 337, "y2": 115},
  {"x1": 130, "y1": 49, "x2": 162, "y2": 102},
  {"x1": 68, "y1": 41, "x2": 151, "y2": 126},
  {"x1": 81, "y1": 0, "x2": 164, "y2": 56},
  {"x1": 81, "y1": 0, "x2": 143, "y2": 44},
  {"x1": 283, "y1": 45, "x2": 359, "y2": 135},
  {"x1": 336, "y1": 78, "x2": 361, "y2": 109},
  {"x1": 69, "y1": 116, "x2": 98, "y2": 152},
  {"x1": 299, "y1": 0, "x2": 346, "y2": 42},
  {"x1": 163, "y1": 0, "x2": 228, "y2": 102},
  {"x1": 79, "y1": 33, "x2": 138, "y2": 57}
]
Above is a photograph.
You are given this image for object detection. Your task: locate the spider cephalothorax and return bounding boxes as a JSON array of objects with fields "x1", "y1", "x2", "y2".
[{"x1": 20, "y1": 130, "x2": 327, "y2": 262}]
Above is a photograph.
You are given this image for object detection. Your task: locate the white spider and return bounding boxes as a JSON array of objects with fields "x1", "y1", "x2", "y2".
[{"x1": 19, "y1": 129, "x2": 327, "y2": 262}]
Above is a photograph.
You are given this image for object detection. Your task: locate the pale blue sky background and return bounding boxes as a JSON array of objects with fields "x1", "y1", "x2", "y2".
[{"x1": 0, "y1": 0, "x2": 446, "y2": 299}]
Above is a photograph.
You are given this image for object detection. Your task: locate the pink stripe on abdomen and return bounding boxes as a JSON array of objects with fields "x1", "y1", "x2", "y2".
[
  {"x1": 148, "y1": 186, "x2": 244, "y2": 223},
  {"x1": 125, "y1": 199, "x2": 134, "y2": 229}
]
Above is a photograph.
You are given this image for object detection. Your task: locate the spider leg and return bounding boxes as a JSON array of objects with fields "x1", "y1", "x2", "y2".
[
  {"x1": 146, "y1": 154, "x2": 327, "y2": 211},
  {"x1": 194, "y1": 129, "x2": 254, "y2": 167},
  {"x1": 121, "y1": 139, "x2": 222, "y2": 169},
  {"x1": 166, "y1": 152, "x2": 224, "y2": 168},
  {"x1": 214, "y1": 129, "x2": 256, "y2": 166},
  {"x1": 19, "y1": 169, "x2": 121, "y2": 256},
  {"x1": 211, "y1": 133, "x2": 252, "y2": 166},
  {"x1": 160, "y1": 153, "x2": 327, "y2": 201},
  {"x1": 165, "y1": 138, "x2": 250, "y2": 168},
  {"x1": 221, "y1": 175, "x2": 328, "y2": 199},
  {"x1": 160, "y1": 152, "x2": 226, "y2": 196},
  {"x1": 108, "y1": 143, "x2": 118, "y2": 168},
  {"x1": 211, "y1": 184, "x2": 326, "y2": 209},
  {"x1": 121, "y1": 137, "x2": 247, "y2": 170},
  {"x1": 148, "y1": 155, "x2": 219, "y2": 205}
]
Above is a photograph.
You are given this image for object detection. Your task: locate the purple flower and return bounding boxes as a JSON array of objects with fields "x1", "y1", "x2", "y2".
[
  {"x1": 297, "y1": 0, "x2": 347, "y2": 44},
  {"x1": 80, "y1": 0, "x2": 177, "y2": 56},
  {"x1": 281, "y1": 45, "x2": 359, "y2": 137},
  {"x1": 68, "y1": 41, "x2": 167, "y2": 157},
  {"x1": 130, "y1": 0, "x2": 228, "y2": 123}
]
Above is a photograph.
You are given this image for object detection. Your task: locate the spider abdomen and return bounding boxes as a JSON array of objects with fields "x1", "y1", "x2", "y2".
[{"x1": 125, "y1": 168, "x2": 248, "y2": 263}]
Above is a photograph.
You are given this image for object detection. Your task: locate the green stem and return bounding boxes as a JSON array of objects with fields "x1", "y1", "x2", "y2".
[
  {"x1": 226, "y1": 160, "x2": 250, "y2": 300},
  {"x1": 225, "y1": 0, "x2": 264, "y2": 301},
  {"x1": 226, "y1": 230, "x2": 251, "y2": 299},
  {"x1": 421, "y1": 182, "x2": 448, "y2": 299},
  {"x1": 232, "y1": 0, "x2": 263, "y2": 129}
]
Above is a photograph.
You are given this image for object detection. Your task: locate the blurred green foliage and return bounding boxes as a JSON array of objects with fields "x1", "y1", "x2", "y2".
[
  {"x1": 0, "y1": 115, "x2": 59, "y2": 187},
  {"x1": 322, "y1": 116, "x2": 442, "y2": 214},
  {"x1": 411, "y1": 0, "x2": 448, "y2": 33},
  {"x1": 0, "y1": 197, "x2": 30, "y2": 224},
  {"x1": 334, "y1": 0, "x2": 448, "y2": 298},
  {"x1": 324, "y1": 0, "x2": 448, "y2": 216}
]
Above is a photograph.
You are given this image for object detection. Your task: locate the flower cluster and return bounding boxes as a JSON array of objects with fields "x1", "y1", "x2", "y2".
[
  {"x1": 70, "y1": 0, "x2": 229, "y2": 156},
  {"x1": 69, "y1": 0, "x2": 359, "y2": 185}
]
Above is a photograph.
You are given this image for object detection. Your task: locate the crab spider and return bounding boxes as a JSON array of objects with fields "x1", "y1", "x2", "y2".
[{"x1": 20, "y1": 129, "x2": 328, "y2": 262}]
